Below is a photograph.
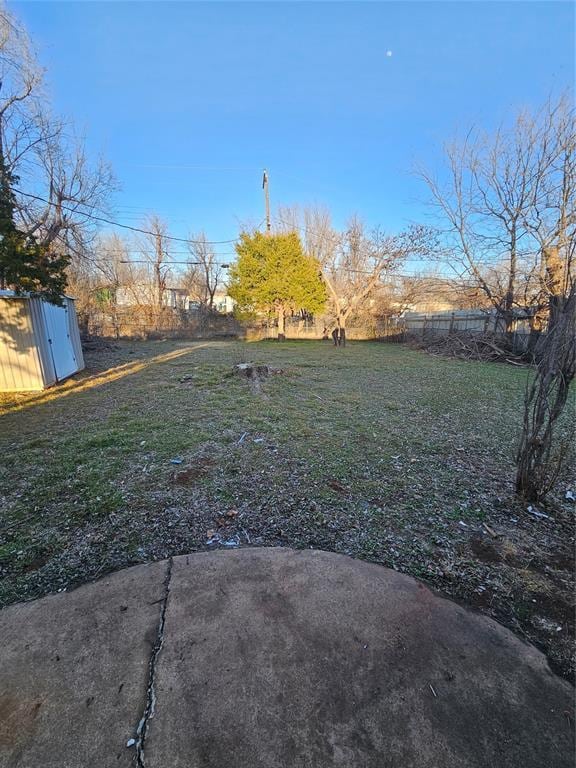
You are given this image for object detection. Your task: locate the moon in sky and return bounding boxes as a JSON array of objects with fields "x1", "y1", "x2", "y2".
[{"x1": 386, "y1": 50, "x2": 393, "y2": 57}]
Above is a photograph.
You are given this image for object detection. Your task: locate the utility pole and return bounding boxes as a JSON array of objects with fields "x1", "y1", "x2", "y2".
[{"x1": 262, "y1": 168, "x2": 271, "y2": 234}]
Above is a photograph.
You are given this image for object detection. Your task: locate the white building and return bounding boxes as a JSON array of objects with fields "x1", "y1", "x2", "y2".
[
  {"x1": 115, "y1": 285, "x2": 189, "y2": 309},
  {"x1": 212, "y1": 292, "x2": 236, "y2": 314}
]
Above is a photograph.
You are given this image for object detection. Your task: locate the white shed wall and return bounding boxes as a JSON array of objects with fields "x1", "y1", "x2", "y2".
[
  {"x1": 0, "y1": 295, "x2": 85, "y2": 392},
  {"x1": 0, "y1": 297, "x2": 44, "y2": 391},
  {"x1": 28, "y1": 298, "x2": 57, "y2": 387},
  {"x1": 66, "y1": 299, "x2": 85, "y2": 370}
]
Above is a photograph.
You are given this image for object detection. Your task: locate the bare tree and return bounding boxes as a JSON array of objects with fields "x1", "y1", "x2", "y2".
[
  {"x1": 92, "y1": 233, "x2": 132, "y2": 292},
  {"x1": 323, "y1": 218, "x2": 432, "y2": 333},
  {"x1": 277, "y1": 204, "x2": 340, "y2": 267},
  {"x1": 374, "y1": 273, "x2": 480, "y2": 316},
  {"x1": 0, "y1": 8, "x2": 43, "y2": 161},
  {"x1": 276, "y1": 205, "x2": 431, "y2": 332},
  {"x1": 522, "y1": 98, "x2": 575, "y2": 324},
  {"x1": 0, "y1": 8, "x2": 115, "y2": 272},
  {"x1": 183, "y1": 232, "x2": 222, "y2": 310},
  {"x1": 67, "y1": 233, "x2": 141, "y2": 334},
  {"x1": 419, "y1": 100, "x2": 574, "y2": 332},
  {"x1": 322, "y1": 218, "x2": 392, "y2": 331},
  {"x1": 276, "y1": 207, "x2": 398, "y2": 329},
  {"x1": 516, "y1": 279, "x2": 575, "y2": 501},
  {"x1": 19, "y1": 137, "x2": 115, "y2": 262},
  {"x1": 136, "y1": 215, "x2": 172, "y2": 316},
  {"x1": 419, "y1": 96, "x2": 575, "y2": 500},
  {"x1": 514, "y1": 102, "x2": 575, "y2": 500}
]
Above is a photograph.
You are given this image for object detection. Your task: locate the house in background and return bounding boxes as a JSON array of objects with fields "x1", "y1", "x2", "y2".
[
  {"x1": 115, "y1": 285, "x2": 189, "y2": 309},
  {"x1": 164, "y1": 288, "x2": 189, "y2": 309},
  {"x1": 113, "y1": 283, "x2": 235, "y2": 313},
  {"x1": 212, "y1": 291, "x2": 236, "y2": 314}
]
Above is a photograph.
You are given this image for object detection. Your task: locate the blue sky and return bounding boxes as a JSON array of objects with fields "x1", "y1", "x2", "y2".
[{"x1": 12, "y1": 1, "x2": 575, "y2": 253}]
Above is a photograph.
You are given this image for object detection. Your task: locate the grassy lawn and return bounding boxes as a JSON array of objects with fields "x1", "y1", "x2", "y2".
[{"x1": 0, "y1": 339, "x2": 574, "y2": 679}]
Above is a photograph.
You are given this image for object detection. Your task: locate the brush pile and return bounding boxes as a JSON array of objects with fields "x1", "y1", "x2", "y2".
[{"x1": 408, "y1": 331, "x2": 531, "y2": 366}]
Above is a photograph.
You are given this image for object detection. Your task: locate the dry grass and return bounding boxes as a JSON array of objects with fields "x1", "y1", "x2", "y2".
[{"x1": 0, "y1": 338, "x2": 574, "y2": 680}]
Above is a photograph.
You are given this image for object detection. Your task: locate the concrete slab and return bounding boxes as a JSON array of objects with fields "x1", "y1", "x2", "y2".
[
  {"x1": 147, "y1": 549, "x2": 573, "y2": 768},
  {"x1": 0, "y1": 549, "x2": 573, "y2": 768},
  {"x1": 0, "y1": 560, "x2": 168, "y2": 768}
]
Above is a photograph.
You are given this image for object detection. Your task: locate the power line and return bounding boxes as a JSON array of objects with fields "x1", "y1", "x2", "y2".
[
  {"x1": 98, "y1": 248, "x2": 237, "y2": 256},
  {"x1": 119, "y1": 260, "x2": 200, "y2": 266},
  {"x1": 119, "y1": 260, "x2": 231, "y2": 267},
  {"x1": 13, "y1": 188, "x2": 242, "y2": 245},
  {"x1": 123, "y1": 164, "x2": 263, "y2": 171}
]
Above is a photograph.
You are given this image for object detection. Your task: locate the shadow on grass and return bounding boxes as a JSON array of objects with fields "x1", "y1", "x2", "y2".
[{"x1": 0, "y1": 344, "x2": 212, "y2": 417}]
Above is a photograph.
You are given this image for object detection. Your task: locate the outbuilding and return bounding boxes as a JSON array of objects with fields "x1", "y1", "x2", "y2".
[{"x1": 0, "y1": 291, "x2": 85, "y2": 392}]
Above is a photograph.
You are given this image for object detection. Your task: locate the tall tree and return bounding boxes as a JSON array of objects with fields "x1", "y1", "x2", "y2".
[
  {"x1": 228, "y1": 231, "x2": 326, "y2": 338},
  {"x1": 522, "y1": 99, "x2": 575, "y2": 325},
  {"x1": 276, "y1": 205, "x2": 429, "y2": 331},
  {"x1": 515, "y1": 103, "x2": 575, "y2": 500},
  {"x1": 0, "y1": 154, "x2": 68, "y2": 303},
  {"x1": 419, "y1": 96, "x2": 575, "y2": 500},
  {"x1": 19, "y1": 138, "x2": 115, "y2": 262},
  {"x1": 183, "y1": 232, "x2": 222, "y2": 310},
  {"x1": 322, "y1": 218, "x2": 404, "y2": 332},
  {"x1": 134, "y1": 215, "x2": 173, "y2": 322},
  {"x1": 419, "y1": 97, "x2": 574, "y2": 331},
  {"x1": 515, "y1": 279, "x2": 575, "y2": 501},
  {"x1": 0, "y1": 8, "x2": 115, "y2": 271}
]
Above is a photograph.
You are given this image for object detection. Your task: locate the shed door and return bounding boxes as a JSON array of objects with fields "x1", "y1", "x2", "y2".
[{"x1": 41, "y1": 302, "x2": 78, "y2": 381}]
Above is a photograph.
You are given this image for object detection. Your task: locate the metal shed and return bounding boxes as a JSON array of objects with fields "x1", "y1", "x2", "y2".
[{"x1": 0, "y1": 292, "x2": 85, "y2": 392}]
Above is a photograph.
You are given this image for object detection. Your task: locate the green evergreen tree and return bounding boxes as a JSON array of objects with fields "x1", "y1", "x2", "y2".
[
  {"x1": 0, "y1": 156, "x2": 69, "y2": 305},
  {"x1": 228, "y1": 231, "x2": 327, "y2": 338}
]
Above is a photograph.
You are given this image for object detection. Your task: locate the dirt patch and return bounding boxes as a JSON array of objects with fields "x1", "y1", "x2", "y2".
[
  {"x1": 528, "y1": 590, "x2": 574, "y2": 631},
  {"x1": 22, "y1": 553, "x2": 52, "y2": 574},
  {"x1": 327, "y1": 479, "x2": 348, "y2": 495},
  {"x1": 469, "y1": 535, "x2": 502, "y2": 563},
  {"x1": 171, "y1": 458, "x2": 215, "y2": 486}
]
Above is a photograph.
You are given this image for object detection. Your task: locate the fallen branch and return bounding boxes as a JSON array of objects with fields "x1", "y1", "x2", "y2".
[{"x1": 407, "y1": 331, "x2": 531, "y2": 366}]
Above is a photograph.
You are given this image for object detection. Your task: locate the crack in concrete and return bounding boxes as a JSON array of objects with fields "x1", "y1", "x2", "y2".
[{"x1": 135, "y1": 557, "x2": 173, "y2": 767}]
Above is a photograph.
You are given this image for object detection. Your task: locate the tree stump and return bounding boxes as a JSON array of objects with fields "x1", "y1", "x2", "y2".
[
  {"x1": 233, "y1": 363, "x2": 272, "y2": 380},
  {"x1": 232, "y1": 363, "x2": 283, "y2": 394}
]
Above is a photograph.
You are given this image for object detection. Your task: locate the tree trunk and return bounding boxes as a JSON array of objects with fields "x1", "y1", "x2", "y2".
[
  {"x1": 504, "y1": 311, "x2": 515, "y2": 334},
  {"x1": 277, "y1": 305, "x2": 286, "y2": 340},
  {"x1": 503, "y1": 233, "x2": 517, "y2": 333},
  {"x1": 515, "y1": 283, "x2": 576, "y2": 501}
]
